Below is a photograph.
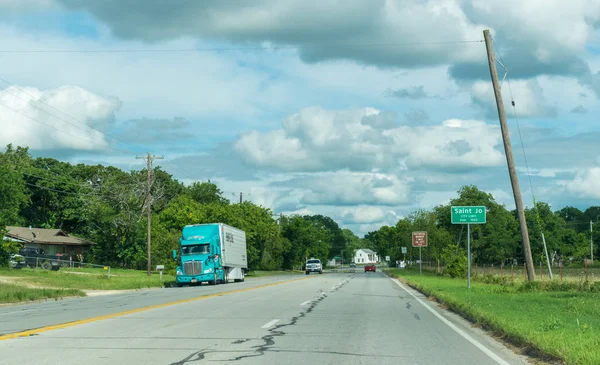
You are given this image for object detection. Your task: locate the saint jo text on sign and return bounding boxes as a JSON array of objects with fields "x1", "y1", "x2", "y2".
[{"x1": 451, "y1": 206, "x2": 486, "y2": 224}]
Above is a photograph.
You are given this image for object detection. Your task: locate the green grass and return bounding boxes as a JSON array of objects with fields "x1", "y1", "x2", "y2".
[
  {"x1": 0, "y1": 282, "x2": 85, "y2": 304},
  {"x1": 386, "y1": 268, "x2": 600, "y2": 365},
  {"x1": 0, "y1": 267, "x2": 175, "y2": 290}
]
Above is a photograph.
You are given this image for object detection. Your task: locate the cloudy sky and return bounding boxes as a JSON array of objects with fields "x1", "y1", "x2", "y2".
[{"x1": 0, "y1": 0, "x2": 599, "y2": 235}]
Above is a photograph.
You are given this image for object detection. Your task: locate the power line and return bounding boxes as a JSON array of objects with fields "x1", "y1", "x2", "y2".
[
  {"x1": 0, "y1": 76, "x2": 145, "y2": 154},
  {"x1": 0, "y1": 97, "x2": 133, "y2": 155},
  {"x1": 21, "y1": 171, "x2": 94, "y2": 189},
  {"x1": 24, "y1": 181, "x2": 99, "y2": 196},
  {"x1": 0, "y1": 40, "x2": 484, "y2": 54}
]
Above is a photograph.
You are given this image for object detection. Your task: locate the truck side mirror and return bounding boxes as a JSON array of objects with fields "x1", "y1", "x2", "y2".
[{"x1": 172, "y1": 250, "x2": 177, "y2": 260}]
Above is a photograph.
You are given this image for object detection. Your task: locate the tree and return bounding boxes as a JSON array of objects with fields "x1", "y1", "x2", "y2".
[
  {"x1": 188, "y1": 180, "x2": 228, "y2": 205},
  {"x1": 0, "y1": 145, "x2": 30, "y2": 228}
]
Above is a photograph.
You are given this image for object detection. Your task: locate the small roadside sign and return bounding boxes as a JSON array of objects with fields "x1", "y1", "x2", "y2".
[
  {"x1": 451, "y1": 206, "x2": 486, "y2": 224},
  {"x1": 385, "y1": 256, "x2": 390, "y2": 262},
  {"x1": 412, "y1": 231, "x2": 428, "y2": 247},
  {"x1": 401, "y1": 247, "x2": 407, "y2": 254}
]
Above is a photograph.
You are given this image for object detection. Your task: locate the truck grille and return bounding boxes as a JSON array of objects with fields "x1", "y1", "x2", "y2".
[{"x1": 183, "y1": 261, "x2": 202, "y2": 275}]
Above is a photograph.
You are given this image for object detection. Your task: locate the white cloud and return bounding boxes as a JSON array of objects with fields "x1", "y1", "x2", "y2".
[
  {"x1": 471, "y1": 79, "x2": 556, "y2": 118},
  {"x1": 235, "y1": 106, "x2": 504, "y2": 172},
  {"x1": 293, "y1": 171, "x2": 411, "y2": 206},
  {"x1": 340, "y1": 206, "x2": 398, "y2": 224},
  {"x1": 0, "y1": 85, "x2": 122, "y2": 151},
  {"x1": 566, "y1": 167, "x2": 600, "y2": 199}
]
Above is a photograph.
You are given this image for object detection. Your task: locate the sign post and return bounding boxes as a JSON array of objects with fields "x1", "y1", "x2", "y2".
[
  {"x1": 412, "y1": 232, "x2": 428, "y2": 275},
  {"x1": 451, "y1": 206, "x2": 487, "y2": 289}
]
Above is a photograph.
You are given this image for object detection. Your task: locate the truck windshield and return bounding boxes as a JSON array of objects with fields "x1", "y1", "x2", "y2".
[{"x1": 181, "y1": 244, "x2": 210, "y2": 256}]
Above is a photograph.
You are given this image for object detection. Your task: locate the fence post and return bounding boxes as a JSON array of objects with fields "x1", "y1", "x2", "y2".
[{"x1": 108, "y1": 266, "x2": 111, "y2": 279}]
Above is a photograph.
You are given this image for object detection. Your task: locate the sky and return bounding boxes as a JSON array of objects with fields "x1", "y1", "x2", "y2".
[{"x1": 0, "y1": 0, "x2": 599, "y2": 236}]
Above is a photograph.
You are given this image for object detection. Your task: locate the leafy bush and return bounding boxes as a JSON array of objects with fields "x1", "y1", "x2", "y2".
[
  {"x1": 441, "y1": 245, "x2": 467, "y2": 278},
  {"x1": 0, "y1": 239, "x2": 20, "y2": 267}
]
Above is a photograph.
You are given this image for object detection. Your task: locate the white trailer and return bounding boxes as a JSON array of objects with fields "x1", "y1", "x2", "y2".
[{"x1": 218, "y1": 223, "x2": 248, "y2": 282}]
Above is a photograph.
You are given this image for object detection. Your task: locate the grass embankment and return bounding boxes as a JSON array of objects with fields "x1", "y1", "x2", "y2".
[
  {"x1": 386, "y1": 268, "x2": 600, "y2": 365},
  {"x1": 0, "y1": 282, "x2": 85, "y2": 304},
  {"x1": 0, "y1": 267, "x2": 175, "y2": 291}
]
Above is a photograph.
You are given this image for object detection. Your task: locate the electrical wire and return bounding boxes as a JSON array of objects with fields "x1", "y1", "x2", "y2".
[
  {"x1": 24, "y1": 182, "x2": 99, "y2": 196},
  {"x1": 22, "y1": 171, "x2": 94, "y2": 189},
  {"x1": 0, "y1": 97, "x2": 133, "y2": 155},
  {"x1": 0, "y1": 76, "x2": 145, "y2": 154},
  {"x1": 0, "y1": 40, "x2": 484, "y2": 54}
]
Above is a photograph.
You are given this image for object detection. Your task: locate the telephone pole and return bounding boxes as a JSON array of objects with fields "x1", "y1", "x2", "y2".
[
  {"x1": 591, "y1": 220, "x2": 594, "y2": 265},
  {"x1": 483, "y1": 29, "x2": 535, "y2": 281},
  {"x1": 136, "y1": 152, "x2": 164, "y2": 276}
]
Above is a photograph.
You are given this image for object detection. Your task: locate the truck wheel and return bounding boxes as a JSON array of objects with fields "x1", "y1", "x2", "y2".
[{"x1": 41, "y1": 261, "x2": 52, "y2": 270}]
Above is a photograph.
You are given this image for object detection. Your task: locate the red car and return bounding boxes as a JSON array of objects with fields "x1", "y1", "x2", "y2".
[{"x1": 364, "y1": 265, "x2": 376, "y2": 272}]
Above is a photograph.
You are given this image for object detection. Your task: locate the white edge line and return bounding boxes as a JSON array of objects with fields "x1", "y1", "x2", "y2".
[
  {"x1": 388, "y1": 276, "x2": 511, "y2": 365},
  {"x1": 300, "y1": 300, "x2": 311, "y2": 306},
  {"x1": 261, "y1": 319, "x2": 280, "y2": 329}
]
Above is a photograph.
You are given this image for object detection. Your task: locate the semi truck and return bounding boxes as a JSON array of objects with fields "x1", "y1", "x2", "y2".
[{"x1": 172, "y1": 223, "x2": 247, "y2": 287}]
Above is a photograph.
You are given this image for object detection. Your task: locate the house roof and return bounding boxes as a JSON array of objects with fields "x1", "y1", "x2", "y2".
[
  {"x1": 5, "y1": 226, "x2": 96, "y2": 246},
  {"x1": 358, "y1": 248, "x2": 376, "y2": 254}
]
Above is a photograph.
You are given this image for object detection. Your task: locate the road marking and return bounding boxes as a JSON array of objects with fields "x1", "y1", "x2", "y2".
[
  {"x1": 300, "y1": 300, "x2": 311, "y2": 306},
  {"x1": 0, "y1": 276, "x2": 312, "y2": 341},
  {"x1": 261, "y1": 319, "x2": 280, "y2": 329},
  {"x1": 388, "y1": 277, "x2": 511, "y2": 365}
]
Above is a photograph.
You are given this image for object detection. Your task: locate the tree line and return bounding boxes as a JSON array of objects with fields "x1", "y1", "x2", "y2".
[
  {"x1": 364, "y1": 185, "x2": 600, "y2": 269},
  {"x1": 0, "y1": 145, "x2": 364, "y2": 270},
  {"x1": 1, "y1": 145, "x2": 597, "y2": 271}
]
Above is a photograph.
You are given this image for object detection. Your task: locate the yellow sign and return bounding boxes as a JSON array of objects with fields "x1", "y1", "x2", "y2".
[{"x1": 104, "y1": 266, "x2": 108, "y2": 270}]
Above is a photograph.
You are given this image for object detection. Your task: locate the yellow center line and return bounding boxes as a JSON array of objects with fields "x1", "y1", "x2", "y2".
[{"x1": 0, "y1": 276, "x2": 313, "y2": 341}]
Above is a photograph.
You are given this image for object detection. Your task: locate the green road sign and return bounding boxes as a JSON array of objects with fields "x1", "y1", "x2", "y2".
[{"x1": 451, "y1": 206, "x2": 486, "y2": 224}]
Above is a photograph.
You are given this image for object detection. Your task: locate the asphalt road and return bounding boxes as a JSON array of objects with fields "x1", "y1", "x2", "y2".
[{"x1": 0, "y1": 272, "x2": 532, "y2": 365}]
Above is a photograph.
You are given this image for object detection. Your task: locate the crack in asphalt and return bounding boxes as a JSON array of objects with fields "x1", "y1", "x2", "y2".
[{"x1": 170, "y1": 276, "x2": 355, "y2": 364}]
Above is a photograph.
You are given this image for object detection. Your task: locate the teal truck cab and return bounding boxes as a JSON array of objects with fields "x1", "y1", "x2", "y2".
[{"x1": 173, "y1": 223, "x2": 247, "y2": 287}]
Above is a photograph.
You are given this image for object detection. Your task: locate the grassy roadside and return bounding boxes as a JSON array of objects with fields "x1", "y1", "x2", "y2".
[
  {"x1": 0, "y1": 267, "x2": 175, "y2": 290},
  {"x1": 0, "y1": 282, "x2": 85, "y2": 304},
  {"x1": 386, "y1": 268, "x2": 600, "y2": 365}
]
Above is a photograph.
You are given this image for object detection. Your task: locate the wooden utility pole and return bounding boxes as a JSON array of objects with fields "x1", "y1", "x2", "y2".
[
  {"x1": 483, "y1": 29, "x2": 535, "y2": 281},
  {"x1": 136, "y1": 152, "x2": 164, "y2": 276}
]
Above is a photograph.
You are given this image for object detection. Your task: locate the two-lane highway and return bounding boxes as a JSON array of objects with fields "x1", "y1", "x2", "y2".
[{"x1": 0, "y1": 272, "x2": 532, "y2": 365}]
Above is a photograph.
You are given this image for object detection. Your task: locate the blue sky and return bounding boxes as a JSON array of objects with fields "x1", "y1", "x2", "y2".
[{"x1": 0, "y1": 0, "x2": 599, "y2": 235}]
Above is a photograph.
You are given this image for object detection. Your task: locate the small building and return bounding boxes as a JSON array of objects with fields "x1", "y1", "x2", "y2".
[
  {"x1": 4, "y1": 226, "x2": 96, "y2": 257},
  {"x1": 353, "y1": 248, "x2": 379, "y2": 264},
  {"x1": 327, "y1": 255, "x2": 343, "y2": 267}
]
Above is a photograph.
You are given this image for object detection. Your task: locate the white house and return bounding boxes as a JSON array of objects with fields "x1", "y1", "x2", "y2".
[{"x1": 353, "y1": 249, "x2": 379, "y2": 264}]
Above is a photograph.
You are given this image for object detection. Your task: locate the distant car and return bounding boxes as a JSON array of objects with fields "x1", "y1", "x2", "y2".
[
  {"x1": 364, "y1": 265, "x2": 376, "y2": 273},
  {"x1": 349, "y1": 262, "x2": 356, "y2": 268},
  {"x1": 305, "y1": 259, "x2": 323, "y2": 275}
]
